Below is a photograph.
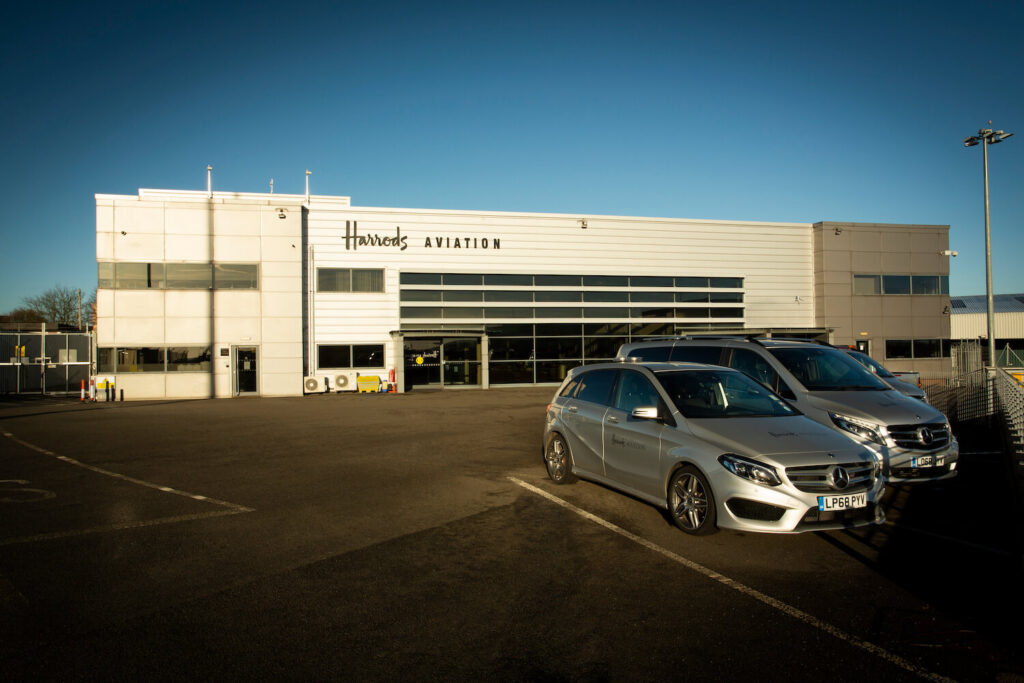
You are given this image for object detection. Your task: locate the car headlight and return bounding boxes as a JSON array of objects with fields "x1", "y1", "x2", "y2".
[
  {"x1": 829, "y1": 411, "x2": 888, "y2": 445},
  {"x1": 718, "y1": 454, "x2": 782, "y2": 487}
]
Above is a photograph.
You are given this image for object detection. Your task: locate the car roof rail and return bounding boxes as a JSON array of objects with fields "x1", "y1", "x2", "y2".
[{"x1": 761, "y1": 336, "x2": 833, "y2": 347}]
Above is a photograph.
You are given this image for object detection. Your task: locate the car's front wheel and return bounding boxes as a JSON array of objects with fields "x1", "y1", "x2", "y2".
[
  {"x1": 668, "y1": 465, "x2": 717, "y2": 535},
  {"x1": 544, "y1": 433, "x2": 577, "y2": 484}
]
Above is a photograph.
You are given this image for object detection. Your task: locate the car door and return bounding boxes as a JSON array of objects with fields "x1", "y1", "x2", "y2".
[
  {"x1": 602, "y1": 369, "x2": 667, "y2": 498},
  {"x1": 560, "y1": 369, "x2": 617, "y2": 476}
]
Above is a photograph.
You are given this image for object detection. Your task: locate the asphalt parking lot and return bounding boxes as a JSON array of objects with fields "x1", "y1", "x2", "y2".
[{"x1": 1, "y1": 389, "x2": 1021, "y2": 681}]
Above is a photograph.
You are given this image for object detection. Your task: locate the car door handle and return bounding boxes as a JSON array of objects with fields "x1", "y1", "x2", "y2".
[
  {"x1": 567, "y1": 405, "x2": 578, "y2": 413},
  {"x1": 606, "y1": 415, "x2": 619, "y2": 424}
]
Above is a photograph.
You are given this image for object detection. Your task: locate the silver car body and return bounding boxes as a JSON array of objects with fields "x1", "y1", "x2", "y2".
[
  {"x1": 843, "y1": 349, "x2": 928, "y2": 402},
  {"x1": 615, "y1": 338, "x2": 959, "y2": 484},
  {"x1": 544, "y1": 362, "x2": 885, "y2": 534}
]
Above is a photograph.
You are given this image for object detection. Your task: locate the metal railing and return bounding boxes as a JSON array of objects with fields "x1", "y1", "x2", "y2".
[{"x1": 993, "y1": 368, "x2": 1024, "y2": 478}]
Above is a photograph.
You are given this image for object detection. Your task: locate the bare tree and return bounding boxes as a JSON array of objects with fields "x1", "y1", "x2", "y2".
[{"x1": 22, "y1": 285, "x2": 82, "y2": 327}]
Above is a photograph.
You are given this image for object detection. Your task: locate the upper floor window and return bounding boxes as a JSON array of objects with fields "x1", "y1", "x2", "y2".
[
  {"x1": 99, "y1": 262, "x2": 258, "y2": 290},
  {"x1": 854, "y1": 274, "x2": 948, "y2": 296},
  {"x1": 318, "y1": 268, "x2": 385, "y2": 293}
]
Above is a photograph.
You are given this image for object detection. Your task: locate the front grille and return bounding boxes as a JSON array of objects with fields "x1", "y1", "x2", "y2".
[
  {"x1": 800, "y1": 503, "x2": 878, "y2": 528},
  {"x1": 726, "y1": 498, "x2": 786, "y2": 522},
  {"x1": 785, "y1": 461, "x2": 876, "y2": 493},
  {"x1": 887, "y1": 422, "x2": 950, "y2": 451}
]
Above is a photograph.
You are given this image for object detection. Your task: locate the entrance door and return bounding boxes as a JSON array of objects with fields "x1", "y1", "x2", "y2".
[
  {"x1": 403, "y1": 337, "x2": 481, "y2": 389},
  {"x1": 405, "y1": 338, "x2": 442, "y2": 389},
  {"x1": 234, "y1": 347, "x2": 258, "y2": 395}
]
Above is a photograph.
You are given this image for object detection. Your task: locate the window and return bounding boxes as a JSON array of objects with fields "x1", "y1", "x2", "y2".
[
  {"x1": 911, "y1": 275, "x2": 940, "y2": 295},
  {"x1": 319, "y1": 268, "x2": 384, "y2": 292},
  {"x1": 214, "y1": 264, "x2": 258, "y2": 289},
  {"x1": 885, "y1": 339, "x2": 951, "y2": 360},
  {"x1": 167, "y1": 346, "x2": 212, "y2": 372},
  {"x1": 535, "y1": 274, "x2": 582, "y2": 286},
  {"x1": 115, "y1": 262, "x2": 164, "y2": 289},
  {"x1": 630, "y1": 276, "x2": 673, "y2": 287},
  {"x1": 443, "y1": 273, "x2": 482, "y2": 286},
  {"x1": 853, "y1": 275, "x2": 881, "y2": 295},
  {"x1": 676, "y1": 277, "x2": 709, "y2": 288},
  {"x1": 882, "y1": 275, "x2": 911, "y2": 295},
  {"x1": 401, "y1": 290, "x2": 443, "y2": 301},
  {"x1": 98, "y1": 263, "x2": 114, "y2": 289},
  {"x1": 710, "y1": 277, "x2": 743, "y2": 289},
  {"x1": 485, "y1": 274, "x2": 533, "y2": 286},
  {"x1": 535, "y1": 291, "x2": 581, "y2": 302},
  {"x1": 728, "y1": 348, "x2": 780, "y2": 390},
  {"x1": 97, "y1": 347, "x2": 114, "y2": 372},
  {"x1": 446, "y1": 290, "x2": 485, "y2": 301},
  {"x1": 166, "y1": 263, "x2": 212, "y2": 289},
  {"x1": 401, "y1": 272, "x2": 441, "y2": 285},
  {"x1": 575, "y1": 369, "x2": 617, "y2": 405},
  {"x1": 614, "y1": 371, "x2": 662, "y2": 413},
  {"x1": 885, "y1": 340, "x2": 914, "y2": 359},
  {"x1": 318, "y1": 344, "x2": 385, "y2": 369},
  {"x1": 117, "y1": 347, "x2": 165, "y2": 372},
  {"x1": 484, "y1": 291, "x2": 530, "y2": 302},
  {"x1": 583, "y1": 275, "x2": 627, "y2": 287},
  {"x1": 584, "y1": 291, "x2": 629, "y2": 302}
]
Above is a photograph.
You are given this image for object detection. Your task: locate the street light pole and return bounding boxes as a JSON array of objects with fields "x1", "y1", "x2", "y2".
[{"x1": 963, "y1": 126, "x2": 1014, "y2": 367}]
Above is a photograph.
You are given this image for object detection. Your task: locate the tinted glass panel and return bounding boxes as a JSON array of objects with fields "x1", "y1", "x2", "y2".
[
  {"x1": 485, "y1": 274, "x2": 533, "y2": 286},
  {"x1": 444, "y1": 307, "x2": 483, "y2": 318},
  {"x1": 401, "y1": 306, "x2": 443, "y2": 318},
  {"x1": 583, "y1": 275, "x2": 627, "y2": 287},
  {"x1": 165, "y1": 263, "x2": 211, "y2": 289},
  {"x1": 676, "y1": 291, "x2": 709, "y2": 303},
  {"x1": 585, "y1": 322, "x2": 630, "y2": 335},
  {"x1": 710, "y1": 308, "x2": 742, "y2": 318},
  {"x1": 911, "y1": 275, "x2": 940, "y2": 295},
  {"x1": 584, "y1": 307, "x2": 629, "y2": 318},
  {"x1": 485, "y1": 290, "x2": 531, "y2": 302},
  {"x1": 634, "y1": 307, "x2": 674, "y2": 318},
  {"x1": 446, "y1": 290, "x2": 484, "y2": 301},
  {"x1": 536, "y1": 275, "x2": 581, "y2": 286},
  {"x1": 485, "y1": 307, "x2": 533, "y2": 318},
  {"x1": 353, "y1": 344, "x2": 385, "y2": 367},
  {"x1": 318, "y1": 268, "x2": 349, "y2": 292},
  {"x1": 658, "y1": 370, "x2": 797, "y2": 418},
  {"x1": 769, "y1": 347, "x2": 888, "y2": 390},
  {"x1": 629, "y1": 345, "x2": 672, "y2": 361},
  {"x1": 676, "y1": 277, "x2": 709, "y2": 288},
  {"x1": 630, "y1": 291, "x2": 674, "y2": 302},
  {"x1": 214, "y1": 264, "x2": 258, "y2": 289},
  {"x1": 940, "y1": 276, "x2": 949, "y2": 295},
  {"x1": 584, "y1": 291, "x2": 629, "y2": 302},
  {"x1": 443, "y1": 273, "x2": 482, "y2": 285},
  {"x1": 710, "y1": 292, "x2": 743, "y2": 303},
  {"x1": 615, "y1": 371, "x2": 663, "y2": 413},
  {"x1": 485, "y1": 324, "x2": 533, "y2": 336},
  {"x1": 630, "y1": 276, "x2": 673, "y2": 287},
  {"x1": 117, "y1": 347, "x2": 164, "y2": 372},
  {"x1": 536, "y1": 323, "x2": 583, "y2": 336},
  {"x1": 536, "y1": 337, "x2": 582, "y2": 359},
  {"x1": 536, "y1": 361, "x2": 573, "y2": 383},
  {"x1": 401, "y1": 272, "x2": 441, "y2": 285},
  {"x1": 728, "y1": 348, "x2": 780, "y2": 388},
  {"x1": 490, "y1": 338, "x2": 534, "y2": 360},
  {"x1": 115, "y1": 263, "x2": 153, "y2": 289},
  {"x1": 167, "y1": 346, "x2": 211, "y2": 372},
  {"x1": 882, "y1": 275, "x2": 911, "y2": 295},
  {"x1": 535, "y1": 307, "x2": 583, "y2": 318},
  {"x1": 710, "y1": 277, "x2": 743, "y2": 288},
  {"x1": 886, "y1": 339, "x2": 913, "y2": 359},
  {"x1": 678, "y1": 308, "x2": 710, "y2": 318},
  {"x1": 584, "y1": 336, "x2": 626, "y2": 358},
  {"x1": 319, "y1": 345, "x2": 351, "y2": 368},
  {"x1": 97, "y1": 347, "x2": 114, "y2": 372},
  {"x1": 630, "y1": 323, "x2": 673, "y2": 336},
  {"x1": 913, "y1": 339, "x2": 942, "y2": 358},
  {"x1": 534, "y1": 291, "x2": 582, "y2": 302},
  {"x1": 401, "y1": 290, "x2": 442, "y2": 301},
  {"x1": 490, "y1": 361, "x2": 533, "y2": 383}
]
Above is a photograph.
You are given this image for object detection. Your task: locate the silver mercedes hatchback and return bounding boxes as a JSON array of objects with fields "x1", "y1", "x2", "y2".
[{"x1": 543, "y1": 361, "x2": 885, "y2": 535}]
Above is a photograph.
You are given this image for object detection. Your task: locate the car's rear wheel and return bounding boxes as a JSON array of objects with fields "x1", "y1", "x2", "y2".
[
  {"x1": 668, "y1": 465, "x2": 717, "y2": 535},
  {"x1": 544, "y1": 433, "x2": 577, "y2": 484}
]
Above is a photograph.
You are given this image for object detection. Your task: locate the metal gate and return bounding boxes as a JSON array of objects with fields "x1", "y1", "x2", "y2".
[{"x1": 0, "y1": 330, "x2": 93, "y2": 396}]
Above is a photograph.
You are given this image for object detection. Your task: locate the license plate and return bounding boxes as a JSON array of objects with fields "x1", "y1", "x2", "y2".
[
  {"x1": 911, "y1": 456, "x2": 945, "y2": 468},
  {"x1": 818, "y1": 493, "x2": 867, "y2": 511}
]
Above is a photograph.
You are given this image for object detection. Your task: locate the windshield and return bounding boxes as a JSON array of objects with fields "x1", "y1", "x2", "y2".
[
  {"x1": 769, "y1": 347, "x2": 890, "y2": 391},
  {"x1": 657, "y1": 369, "x2": 799, "y2": 418},
  {"x1": 847, "y1": 350, "x2": 896, "y2": 378}
]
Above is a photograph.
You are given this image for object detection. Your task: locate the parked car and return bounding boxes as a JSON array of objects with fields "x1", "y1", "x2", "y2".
[
  {"x1": 841, "y1": 349, "x2": 928, "y2": 403},
  {"x1": 615, "y1": 337, "x2": 958, "y2": 483},
  {"x1": 543, "y1": 361, "x2": 885, "y2": 535}
]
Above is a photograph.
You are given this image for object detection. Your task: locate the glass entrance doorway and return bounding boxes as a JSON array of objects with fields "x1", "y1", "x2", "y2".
[
  {"x1": 234, "y1": 347, "x2": 258, "y2": 395},
  {"x1": 403, "y1": 337, "x2": 481, "y2": 389}
]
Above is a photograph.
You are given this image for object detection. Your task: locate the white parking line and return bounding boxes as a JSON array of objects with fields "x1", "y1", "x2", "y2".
[
  {"x1": 510, "y1": 477, "x2": 954, "y2": 683},
  {"x1": 2, "y1": 431, "x2": 254, "y2": 545}
]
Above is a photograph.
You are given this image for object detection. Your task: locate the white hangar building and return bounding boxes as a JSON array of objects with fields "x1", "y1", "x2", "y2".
[{"x1": 94, "y1": 188, "x2": 954, "y2": 399}]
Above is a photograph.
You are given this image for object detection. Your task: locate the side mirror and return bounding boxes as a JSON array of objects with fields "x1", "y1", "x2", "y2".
[{"x1": 631, "y1": 405, "x2": 660, "y2": 420}]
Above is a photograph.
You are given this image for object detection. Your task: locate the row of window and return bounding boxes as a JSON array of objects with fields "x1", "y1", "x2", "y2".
[
  {"x1": 400, "y1": 306, "x2": 743, "y2": 320},
  {"x1": 400, "y1": 289, "x2": 743, "y2": 303},
  {"x1": 399, "y1": 273, "x2": 744, "y2": 288},
  {"x1": 885, "y1": 339, "x2": 952, "y2": 359},
  {"x1": 853, "y1": 274, "x2": 949, "y2": 296},
  {"x1": 98, "y1": 263, "x2": 259, "y2": 290},
  {"x1": 317, "y1": 344, "x2": 386, "y2": 369},
  {"x1": 97, "y1": 346, "x2": 212, "y2": 373}
]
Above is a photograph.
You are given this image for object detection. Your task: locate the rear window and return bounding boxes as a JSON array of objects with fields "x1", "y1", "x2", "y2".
[
  {"x1": 625, "y1": 345, "x2": 671, "y2": 361},
  {"x1": 670, "y1": 345, "x2": 724, "y2": 365}
]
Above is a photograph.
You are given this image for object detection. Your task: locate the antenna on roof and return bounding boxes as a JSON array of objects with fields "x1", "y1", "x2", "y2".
[
  {"x1": 270, "y1": 178, "x2": 274, "y2": 194},
  {"x1": 206, "y1": 165, "x2": 212, "y2": 198},
  {"x1": 305, "y1": 170, "x2": 311, "y2": 204}
]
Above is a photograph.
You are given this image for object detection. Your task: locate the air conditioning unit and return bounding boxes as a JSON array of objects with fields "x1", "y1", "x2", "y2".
[
  {"x1": 303, "y1": 376, "x2": 324, "y2": 394},
  {"x1": 333, "y1": 371, "x2": 358, "y2": 392}
]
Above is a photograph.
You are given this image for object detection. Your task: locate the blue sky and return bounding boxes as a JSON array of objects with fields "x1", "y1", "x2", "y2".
[{"x1": 1, "y1": 0, "x2": 1021, "y2": 313}]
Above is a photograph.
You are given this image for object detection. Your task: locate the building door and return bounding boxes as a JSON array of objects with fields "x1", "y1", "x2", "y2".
[
  {"x1": 234, "y1": 347, "x2": 258, "y2": 395},
  {"x1": 403, "y1": 337, "x2": 481, "y2": 389},
  {"x1": 855, "y1": 340, "x2": 869, "y2": 354}
]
